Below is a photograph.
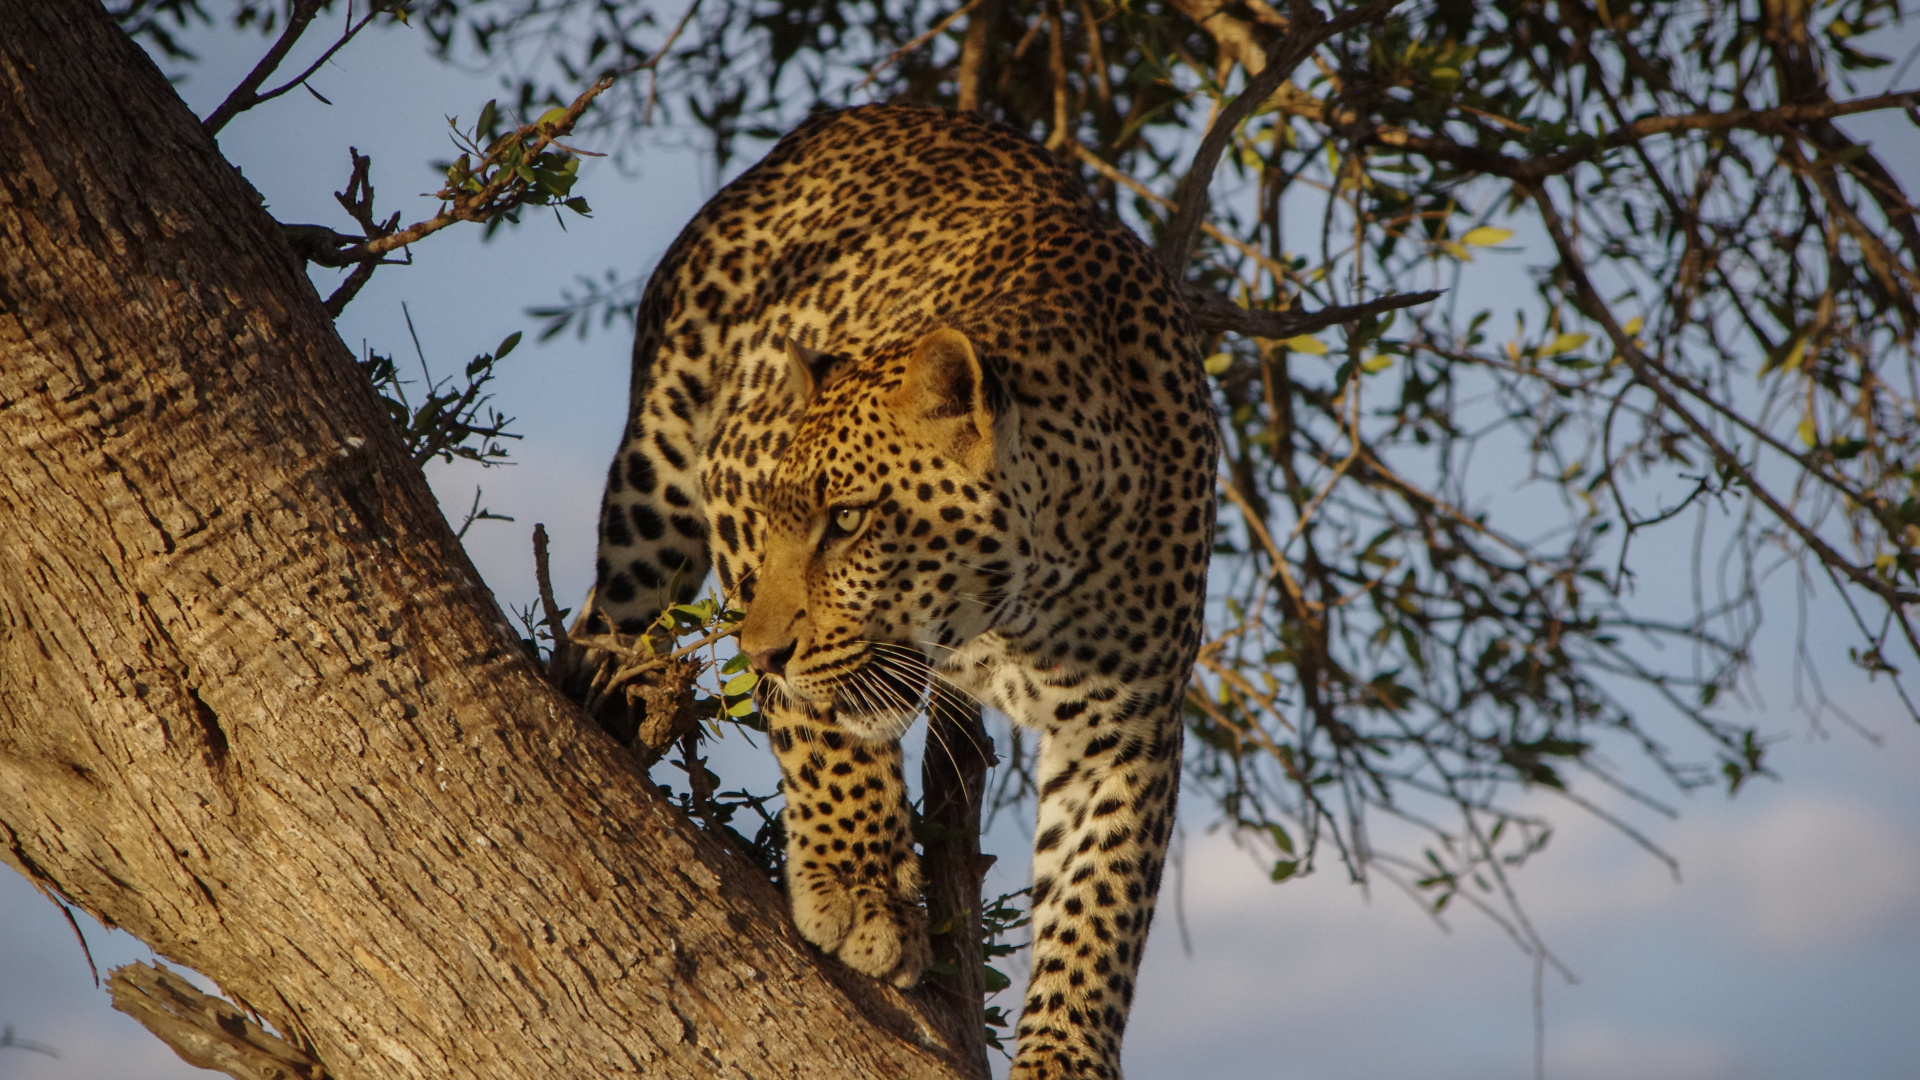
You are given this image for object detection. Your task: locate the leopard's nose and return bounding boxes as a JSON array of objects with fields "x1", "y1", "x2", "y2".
[{"x1": 748, "y1": 640, "x2": 796, "y2": 678}]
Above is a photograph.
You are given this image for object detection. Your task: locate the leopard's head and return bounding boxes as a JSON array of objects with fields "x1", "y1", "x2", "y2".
[{"x1": 738, "y1": 328, "x2": 1025, "y2": 739}]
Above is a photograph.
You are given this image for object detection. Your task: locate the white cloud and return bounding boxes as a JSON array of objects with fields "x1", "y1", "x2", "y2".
[
  {"x1": 1552, "y1": 1018, "x2": 1744, "y2": 1080},
  {"x1": 1129, "y1": 829, "x2": 1528, "y2": 1039},
  {"x1": 1687, "y1": 794, "x2": 1920, "y2": 951},
  {"x1": 1116, "y1": 766, "x2": 1920, "y2": 1080}
]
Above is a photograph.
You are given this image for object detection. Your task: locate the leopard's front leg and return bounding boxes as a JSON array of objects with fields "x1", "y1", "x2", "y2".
[
  {"x1": 1010, "y1": 698, "x2": 1183, "y2": 1080},
  {"x1": 768, "y1": 702, "x2": 931, "y2": 988}
]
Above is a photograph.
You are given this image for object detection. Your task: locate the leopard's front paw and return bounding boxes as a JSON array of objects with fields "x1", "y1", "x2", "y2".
[
  {"x1": 839, "y1": 892, "x2": 932, "y2": 988},
  {"x1": 789, "y1": 875, "x2": 931, "y2": 988}
]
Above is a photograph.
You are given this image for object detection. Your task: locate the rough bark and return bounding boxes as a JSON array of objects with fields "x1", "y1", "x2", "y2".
[{"x1": 0, "y1": 3, "x2": 975, "y2": 1079}]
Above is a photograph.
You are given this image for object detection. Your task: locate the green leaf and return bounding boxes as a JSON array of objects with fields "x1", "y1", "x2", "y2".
[
  {"x1": 494, "y1": 331, "x2": 521, "y2": 359},
  {"x1": 1203, "y1": 352, "x2": 1232, "y2": 376},
  {"x1": 476, "y1": 99, "x2": 497, "y2": 136},
  {"x1": 1461, "y1": 225, "x2": 1514, "y2": 247},
  {"x1": 983, "y1": 966, "x2": 1012, "y2": 993},
  {"x1": 727, "y1": 698, "x2": 758, "y2": 718},
  {"x1": 563, "y1": 196, "x2": 593, "y2": 216},
  {"x1": 723, "y1": 670, "x2": 759, "y2": 696},
  {"x1": 1266, "y1": 822, "x2": 1295, "y2": 855},
  {"x1": 1360, "y1": 354, "x2": 1393, "y2": 374},
  {"x1": 1270, "y1": 859, "x2": 1299, "y2": 882},
  {"x1": 1281, "y1": 334, "x2": 1328, "y2": 355}
]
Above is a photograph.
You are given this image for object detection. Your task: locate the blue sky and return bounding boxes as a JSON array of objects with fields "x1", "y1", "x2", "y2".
[{"x1": 4, "y1": 12, "x2": 1919, "y2": 1080}]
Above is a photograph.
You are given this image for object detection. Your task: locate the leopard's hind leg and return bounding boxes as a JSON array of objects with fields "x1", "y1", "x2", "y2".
[
  {"x1": 1008, "y1": 690, "x2": 1183, "y2": 1080},
  {"x1": 591, "y1": 349, "x2": 717, "y2": 635}
]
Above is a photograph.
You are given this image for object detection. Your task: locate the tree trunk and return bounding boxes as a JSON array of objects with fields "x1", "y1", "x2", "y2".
[{"x1": 0, "y1": 3, "x2": 976, "y2": 1078}]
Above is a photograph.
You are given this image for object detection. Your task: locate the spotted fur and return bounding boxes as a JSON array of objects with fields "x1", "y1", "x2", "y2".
[{"x1": 589, "y1": 104, "x2": 1217, "y2": 1078}]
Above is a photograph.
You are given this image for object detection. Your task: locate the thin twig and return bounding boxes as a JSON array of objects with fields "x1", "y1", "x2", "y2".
[
  {"x1": 202, "y1": 0, "x2": 324, "y2": 135},
  {"x1": 58, "y1": 902, "x2": 99, "y2": 987},
  {"x1": 1072, "y1": 142, "x2": 1297, "y2": 282},
  {"x1": 1283, "y1": 361, "x2": 1363, "y2": 545},
  {"x1": 1370, "y1": 88, "x2": 1920, "y2": 184},
  {"x1": 855, "y1": 0, "x2": 984, "y2": 93},
  {"x1": 247, "y1": 3, "x2": 382, "y2": 116},
  {"x1": 1217, "y1": 471, "x2": 1308, "y2": 613},
  {"x1": 0, "y1": 1027, "x2": 59, "y2": 1058},
  {"x1": 643, "y1": 0, "x2": 705, "y2": 125},
  {"x1": 204, "y1": 1, "x2": 382, "y2": 135}
]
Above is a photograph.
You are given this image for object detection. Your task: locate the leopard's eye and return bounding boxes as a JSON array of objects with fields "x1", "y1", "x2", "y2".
[{"x1": 828, "y1": 506, "x2": 867, "y2": 538}]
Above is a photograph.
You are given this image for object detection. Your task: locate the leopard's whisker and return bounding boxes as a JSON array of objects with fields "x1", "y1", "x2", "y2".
[
  {"x1": 860, "y1": 640, "x2": 987, "y2": 713},
  {"x1": 830, "y1": 668, "x2": 889, "y2": 724},
  {"x1": 856, "y1": 658, "x2": 968, "y2": 787},
  {"x1": 859, "y1": 652, "x2": 934, "y2": 719},
  {"x1": 857, "y1": 644, "x2": 994, "y2": 768}
]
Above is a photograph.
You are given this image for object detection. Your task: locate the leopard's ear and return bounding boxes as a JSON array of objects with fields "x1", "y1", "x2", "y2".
[
  {"x1": 783, "y1": 337, "x2": 826, "y2": 403},
  {"x1": 887, "y1": 328, "x2": 1000, "y2": 457}
]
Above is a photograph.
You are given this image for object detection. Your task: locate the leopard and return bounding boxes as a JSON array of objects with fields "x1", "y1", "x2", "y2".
[{"x1": 586, "y1": 103, "x2": 1217, "y2": 1078}]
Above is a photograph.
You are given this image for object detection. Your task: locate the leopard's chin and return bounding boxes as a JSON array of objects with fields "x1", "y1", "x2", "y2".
[{"x1": 809, "y1": 660, "x2": 927, "y2": 741}]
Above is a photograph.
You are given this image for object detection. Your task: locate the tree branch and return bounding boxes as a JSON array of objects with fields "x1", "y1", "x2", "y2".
[
  {"x1": 110, "y1": 963, "x2": 330, "y2": 1080},
  {"x1": 1157, "y1": 0, "x2": 1406, "y2": 272},
  {"x1": 204, "y1": 1, "x2": 385, "y2": 136},
  {"x1": 532, "y1": 523, "x2": 575, "y2": 678},
  {"x1": 1184, "y1": 284, "x2": 1442, "y2": 339},
  {"x1": 917, "y1": 699, "x2": 996, "y2": 1080},
  {"x1": 337, "y1": 39, "x2": 694, "y2": 262},
  {"x1": 1371, "y1": 88, "x2": 1920, "y2": 183},
  {"x1": 202, "y1": 0, "x2": 324, "y2": 135},
  {"x1": 955, "y1": 0, "x2": 996, "y2": 112}
]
